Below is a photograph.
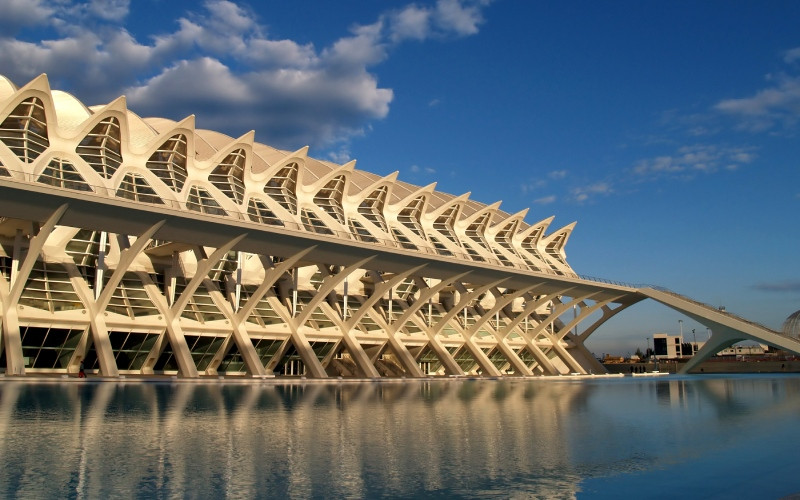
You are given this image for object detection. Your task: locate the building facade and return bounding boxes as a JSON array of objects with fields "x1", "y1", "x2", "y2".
[{"x1": 0, "y1": 74, "x2": 796, "y2": 379}]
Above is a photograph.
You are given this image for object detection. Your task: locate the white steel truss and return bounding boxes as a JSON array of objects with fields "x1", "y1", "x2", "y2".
[{"x1": 0, "y1": 73, "x2": 796, "y2": 379}]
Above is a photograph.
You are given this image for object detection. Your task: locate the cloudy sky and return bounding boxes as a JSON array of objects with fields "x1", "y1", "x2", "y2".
[{"x1": 1, "y1": 0, "x2": 799, "y2": 354}]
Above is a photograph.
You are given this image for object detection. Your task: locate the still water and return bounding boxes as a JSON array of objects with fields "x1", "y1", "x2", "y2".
[{"x1": 1, "y1": 374, "x2": 799, "y2": 499}]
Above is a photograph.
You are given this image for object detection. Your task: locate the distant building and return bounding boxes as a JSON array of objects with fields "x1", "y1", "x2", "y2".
[
  {"x1": 653, "y1": 333, "x2": 698, "y2": 360},
  {"x1": 654, "y1": 331, "x2": 768, "y2": 360},
  {"x1": 716, "y1": 344, "x2": 768, "y2": 357}
]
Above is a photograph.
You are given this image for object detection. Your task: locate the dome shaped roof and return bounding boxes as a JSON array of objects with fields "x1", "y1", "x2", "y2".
[{"x1": 782, "y1": 309, "x2": 800, "y2": 339}]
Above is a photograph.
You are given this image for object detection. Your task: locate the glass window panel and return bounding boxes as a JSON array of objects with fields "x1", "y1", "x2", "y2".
[
  {"x1": 116, "y1": 173, "x2": 164, "y2": 204},
  {"x1": 264, "y1": 163, "x2": 298, "y2": 214},
  {"x1": 210, "y1": 149, "x2": 246, "y2": 203},
  {"x1": 0, "y1": 97, "x2": 49, "y2": 163},
  {"x1": 76, "y1": 117, "x2": 122, "y2": 179},
  {"x1": 37, "y1": 158, "x2": 93, "y2": 192},
  {"x1": 147, "y1": 134, "x2": 188, "y2": 192},
  {"x1": 187, "y1": 185, "x2": 228, "y2": 216}
]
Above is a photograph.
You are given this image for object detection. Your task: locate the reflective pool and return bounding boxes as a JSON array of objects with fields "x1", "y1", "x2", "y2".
[{"x1": 1, "y1": 374, "x2": 799, "y2": 498}]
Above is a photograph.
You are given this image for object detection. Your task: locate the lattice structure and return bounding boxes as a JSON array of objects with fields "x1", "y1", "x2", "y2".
[{"x1": 0, "y1": 73, "x2": 793, "y2": 379}]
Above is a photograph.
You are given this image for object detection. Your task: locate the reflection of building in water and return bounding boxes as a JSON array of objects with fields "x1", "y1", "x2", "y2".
[
  {"x1": 1, "y1": 73, "x2": 794, "y2": 380},
  {"x1": 0, "y1": 381, "x2": 592, "y2": 498},
  {"x1": 2, "y1": 378, "x2": 800, "y2": 497}
]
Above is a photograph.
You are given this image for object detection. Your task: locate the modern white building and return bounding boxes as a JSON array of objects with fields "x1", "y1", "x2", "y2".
[
  {"x1": 653, "y1": 333, "x2": 686, "y2": 360},
  {"x1": 0, "y1": 73, "x2": 797, "y2": 379}
]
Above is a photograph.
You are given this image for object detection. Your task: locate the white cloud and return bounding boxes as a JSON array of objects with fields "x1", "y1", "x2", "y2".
[
  {"x1": 570, "y1": 182, "x2": 611, "y2": 203},
  {"x1": 0, "y1": 0, "x2": 492, "y2": 150},
  {"x1": 520, "y1": 179, "x2": 545, "y2": 194},
  {"x1": 784, "y1": 47, "x2": 800, "y2": 64},
  {"x1": 714, "y1": 74, "x2": 800, "y2": 132},
  {"x1": 548, "y1": 169, "x2": 567, "y2": 180},
  {"x1": 435, "y1": 0, "x2": 488, "y2": 36},
  {"x1": 533, "y1": 195, "x2": 556, "y2": 205},
  {"x1": 389, "y1": 5, "x2": 432, "y2": 41},
  {"x1": 0, "y1": 0, "x2": 54, "y2": 31},
  {"x1": 633, "y1": 144, "x2": 756, "y2": 178},
  {"x1": 409, "y1": 164, "x2": 436, "y2": 175},
  {"x1": 88, "y1": 0, "x2": 129, "y2": 22},
  {"x1": 387, "y1": 0, "x2": 491, "y2": 42}
]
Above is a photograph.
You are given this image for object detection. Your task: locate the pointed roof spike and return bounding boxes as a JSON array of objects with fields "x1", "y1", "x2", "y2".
[
  {"x1": 18, "y1": 73, "x2": 51, "y2": 94},
  {"x1": 343, "y1": 170, "x2": 400, "y2": 208},
  {"x1": 175, "y1": 115, "x2": 196, "y2": 130},
  {"x1": 204, "y1": 130, "x2": 256, "y2": 169},
  {"x1": 235, "y1": 130, "x2": 256, "y2": 145},
  {"x1": 427, "y1": 191, "x2": 471, "y2": 219},
  {"x1": 515, "y1": 215, "x2": 555, "y2": 241},
  {"x1": 305, "y1": 161, "x2": 354, "y2": 192},
  {"x1": 391, "y1": 181, "x2": 437, "y2": 209},
  {"x1": 94, "y1": 95, "x2": 128, "y2": 114},
  {"x1": 460, "y1": 200, "x2": 502, "y2": 225},
  {"x1": 294, "y1": 145, "x2": 310, "y2": 159},
  {"x1": 486, "y1": 207, "x2": 529, "y2": 239},
  {"x1": 543, "y1": 221, "x2": 577, "y2": 250},
  {"x1": 251, "y1": 145, "x2": 310, "y2": 185}
]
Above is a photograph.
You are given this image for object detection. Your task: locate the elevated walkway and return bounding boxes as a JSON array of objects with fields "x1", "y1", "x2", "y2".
[{"x1": 637, "y1": 287, "x2": 800, "y2": 373}]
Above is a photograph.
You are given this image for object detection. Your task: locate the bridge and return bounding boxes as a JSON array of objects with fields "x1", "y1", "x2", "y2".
[{"x1": 0, "y1": 73, "x2": 795, "y2": 379}]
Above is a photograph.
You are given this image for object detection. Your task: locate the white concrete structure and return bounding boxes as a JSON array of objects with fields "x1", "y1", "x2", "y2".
[
  {"x1": 653, "y1": 333, "x2": 686, "y2": 360},
  {"x1": 0, "y1": 74, "x2": 797, "y2": 378}
]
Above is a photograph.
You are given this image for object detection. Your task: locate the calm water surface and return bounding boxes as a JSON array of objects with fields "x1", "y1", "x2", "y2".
[{"x1": 1, "y1": 374, "x2": 799, "y2": 499}]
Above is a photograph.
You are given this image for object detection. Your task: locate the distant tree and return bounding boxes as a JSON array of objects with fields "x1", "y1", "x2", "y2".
[{"x1": 635, "y1": 347, "x2": 644, "y2": 358}]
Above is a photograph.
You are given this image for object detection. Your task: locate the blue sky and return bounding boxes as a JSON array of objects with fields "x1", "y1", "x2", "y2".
[{"x1": 1, "y1": 0, "x2": 798, "y2": 354}]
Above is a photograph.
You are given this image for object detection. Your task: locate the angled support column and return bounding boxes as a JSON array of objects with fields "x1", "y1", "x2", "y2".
[
  {"x1": 679, "y1": 328, "x2": 741, "y2": 374},
  {"x1": 320, "y1": 339, "x2": 344, "y2": 369},
  {"x1": 142, "y1": 236, "x2": 246, "y2": 378},
  {"x1": 201, "y1": 276, "x2": 266, "y2": 377},
  {"x1": 552, "y1": 295, "x2": 626, "y2": 374},
  {"x1": 388, "y1": 272, "x2": 470, "y2": 376},
  {"x1": 458, "y1": 284, "x2": 540, "y2": 376},
  {"x1": 203, "y1": 249, "x2": 317, "y2": 376},
  {"x1": 66, "y1": 220, "x2": 168, "y2": 377},
  {"x1": 563, "y1": 333, "x2": 606, "y2": 374},
  {"x1": 2, "y1": 204, "x2": 68, "y2": 375},
  {"x1": 261, "y1": 291, "x2": 328, "y2": 379},
  {"x1": 264, "y1": 336, "x2": 295, "y2": 374},
  {"x1": 296, "y1": 257, "x2": 379, "y2": 378},
  {"x1": 433, "y1": 279, "x2": 508, "y2": 376},
  {"x1": 236, "y1": 250, "x2": 316, "y2": 323},
  {"x1": 360, "y1": 308, "x2": 426, "y2": 378},
  {"x1": 554, "y1": 295, "x2": 625, "y2": 342},
  {"x1": 67, "y1": 266, "x2": 119, "y2": 377},
  {"x1": 577, "y1": 301, "x2": 640, "y2": 344},
  {"x1": 345, "y1": 266, "x2": 426, "y2": 330},
  {"x1": 342, "y1": 267, "x2": 427, "y2": 377},
  {"x1": 189, "y1": 245, "x2": 266, "y2": 377},
  {"x1": 499, "y1": 289, "x2": 565, "y2": 375},
  {"x1": 528, "y1": 292, "x2": 599, "y2": 374}
]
